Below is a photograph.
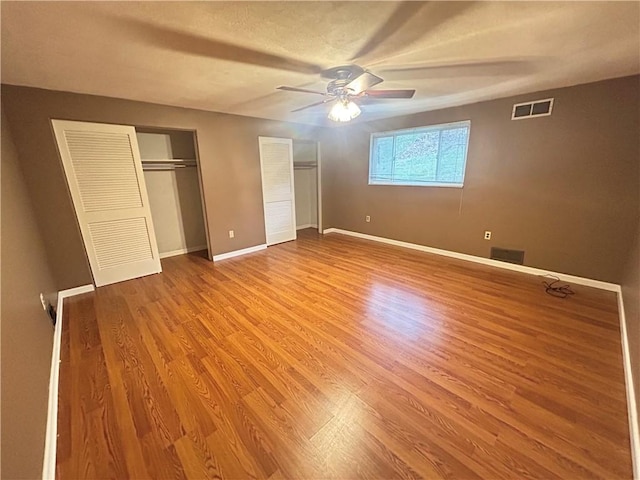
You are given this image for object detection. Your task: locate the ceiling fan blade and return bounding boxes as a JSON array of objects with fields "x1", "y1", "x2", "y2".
[
  {"x1": 352, "y1": 2, "x2": 475, "y2": 65},
  {"x1": 350, "y1": 2, "x2": 428, "y2": 61},
  {"x1": 111, "y1": 16, "x2": 323, "y2": 75},
  {"x1": 277, "y1": 86, "x2": 326, "y2": 95},
  {"x1": 378, "y1": 60, "x2": 535, "y2": 80},
  {"x1": 345, "y1": 71, "x2": 384, "y2": 95},
  {"x1": 364, "y1": 89, "x2": 415, "y2": 99},
  {"x1": 291, "y1": 98, "x2": 336, "y2": 113}
]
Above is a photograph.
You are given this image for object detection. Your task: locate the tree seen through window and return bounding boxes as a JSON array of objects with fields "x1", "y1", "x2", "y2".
[{"x1": 369, "y1": 121, "x2": 470, "y2": 186}]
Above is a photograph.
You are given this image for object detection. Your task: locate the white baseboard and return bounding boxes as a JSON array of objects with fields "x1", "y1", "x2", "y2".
[
  {"x1": 618, "y1": 292, "x2": 640, "y2": 479},
  {"x1": 42, "y1": 284, "x2": 95, "y2": 480},
  {"x1": 296, "y1": 224, "x2": 318, "y2": 230},
  {"x1": 57, "y1": 284, "x2": 95, "y2": 298},
  {"x1": 322, "y1": 228, "x2": 619, "y2": 291},
  {"x1": 213, "y1": 244, "x2": 267, "y2": 262},
  {"x1": 159, "y1": 245, "x2": 208, "y2": 259}
]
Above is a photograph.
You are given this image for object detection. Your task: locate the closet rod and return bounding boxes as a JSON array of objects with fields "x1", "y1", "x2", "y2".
[
  {"x1": 293, "y1": 164, "x2": 318, "y2": 170},
  {"x1": 142, "y1": 159, "x2": 197, "y2": 171},
  {"x1": 142, "y1": 164, "x2": 196, "y2": 171}
]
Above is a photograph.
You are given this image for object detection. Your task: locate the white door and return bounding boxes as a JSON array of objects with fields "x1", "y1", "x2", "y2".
[
  {"x1": 52, "y1": 120, "x2": 162, "y2": 287},
  {"x1": 258, "y1": 136, "x2": 297, "y2": 245}
]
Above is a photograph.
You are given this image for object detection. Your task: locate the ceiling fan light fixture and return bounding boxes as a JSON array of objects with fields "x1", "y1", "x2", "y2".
[
  {"x1": 280, "y1": 64, "x2": 416, "y2": 118},
  {"x1": 328, "y1": 99, "x2": 361, "y2": 122}
]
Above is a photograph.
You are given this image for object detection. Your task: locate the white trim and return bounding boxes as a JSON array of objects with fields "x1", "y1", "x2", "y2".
[
  {"x1": 191, "y1": 131, "x2": 213, "y2": 261},
  {"x1": 42, "y1": 295, "x2": 64, "y2": 480},
  {"x1": 618, "y1": 291, "x2": 640, "y2": 479},
  {"x1": 368, "y1": 181, "x2": 464, "y2": 188},
  {"x1": 321, "y1": 228, "x2": 619, "y2": 291},
  {"x1": 42, "y1": 284, "x2": 95, "y2": 480},
  {"x1": 296, "y1": 224, "x2": 318, "y2": 230},
  {"x1": 213, "y1": 244, "x2": 267, "y2": 262},
  {"x1": 371, "y1": 119, "x2": 472, "y2": 137},
  {"x1": 159, "y1": 245, "x2": 208, "y2": 259},
  {"x1": 57, "y1": 284, "x2": 95, "y2": 298},
  {"x1": 316, "y1": 142, "x2": 323, "y2": 234}
]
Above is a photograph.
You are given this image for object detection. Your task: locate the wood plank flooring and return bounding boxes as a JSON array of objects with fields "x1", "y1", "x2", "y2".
[{"x1": 57, "y1": 229, "x2": 633, "y2": 479}]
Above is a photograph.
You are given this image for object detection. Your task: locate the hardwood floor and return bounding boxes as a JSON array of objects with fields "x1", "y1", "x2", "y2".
[{"x1": 56, "y1": 229, "x2": 633, "y2": 479}]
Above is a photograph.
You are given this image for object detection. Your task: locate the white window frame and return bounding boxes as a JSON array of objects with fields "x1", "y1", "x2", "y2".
[{"x1": 368, "y1": 120, "x2": 471, "y2": 188}]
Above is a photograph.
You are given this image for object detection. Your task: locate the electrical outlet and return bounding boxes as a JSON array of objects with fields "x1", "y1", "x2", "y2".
[
  {"x1": 40, "y1": 293, "x2": 47, "y2": 311},
  {"x1": 484, "y1": 231, "x2": 492, "y2": 240},
  {"x1": 229, "y1": 230, "x2": 235, "y2": 238},
  {"x1": 365, "y1": 215, "x2": 371, "y2": 223}
]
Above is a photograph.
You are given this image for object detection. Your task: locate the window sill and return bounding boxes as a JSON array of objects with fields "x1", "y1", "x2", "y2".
[{"x1": 368, "y1": 181, "x2": 464, "y2": 188}]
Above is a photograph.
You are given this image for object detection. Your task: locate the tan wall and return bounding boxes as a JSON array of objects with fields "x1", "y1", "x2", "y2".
[
  {"x1": 1, "y1": 85, "x2": 323, "y2": 289},
  {"x1": 321, "y1": 75, "x2": 639, "y2": 283},
  {"x1": 1, "y1": 108, "x2": 58, "y2": 479},
  {"x1": 622, "y1": 220, "x2": 639, "y2": 424},
  {"x1": 144, "y1": 168, "x2": 208, "y2": 254}
]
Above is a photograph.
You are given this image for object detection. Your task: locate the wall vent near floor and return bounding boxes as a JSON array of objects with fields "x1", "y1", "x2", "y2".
[
  {"x1": 491, "y1": 247, "x2": 525, "y2": 265},
  {"x1": 511, "y1": 98, "x2": 554, "y2": 120}
]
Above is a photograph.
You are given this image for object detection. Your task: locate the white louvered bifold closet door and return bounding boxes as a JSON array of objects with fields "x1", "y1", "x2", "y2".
[
  {"x1": 52, "y1": 120, "x2": 161, "y2": 287},
  {"x1": 258, "y1": 137, "x2": 297, "y2": 246}
]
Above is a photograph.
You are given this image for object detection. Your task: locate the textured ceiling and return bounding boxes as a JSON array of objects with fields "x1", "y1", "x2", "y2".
[{"x1": 2, "y1": 1, "x2": 639, "y2": 126}]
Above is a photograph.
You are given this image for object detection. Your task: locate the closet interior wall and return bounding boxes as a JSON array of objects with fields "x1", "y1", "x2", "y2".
[
  {"x1": 136, "y1": 128, "x2": 209, "y2": 258},
  {"x1": 293, "y1": 141, "x2": 318, "y2": 230}
]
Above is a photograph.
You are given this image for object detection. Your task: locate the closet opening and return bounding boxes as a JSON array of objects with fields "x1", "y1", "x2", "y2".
[
  {"x1": 293, "y1": 140, "x2": 320, "y2": 233},
  {"x1": 136, "y1": 127, "x2": 211, "y2": 261}
]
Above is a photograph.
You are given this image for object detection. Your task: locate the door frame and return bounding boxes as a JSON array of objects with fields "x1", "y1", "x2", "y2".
[
  {"x1": 291, "y1": 138, "x2": 322, "y2": 234},
  {"x1": 316, "y1": 141, "x2": 323, "y2": 234},
  {"x1": 191, "y1": 130, "x2": 213, "y2": 260},
  {"x1": 134, "y1": 125, "x2": 213, "y2": 261}
]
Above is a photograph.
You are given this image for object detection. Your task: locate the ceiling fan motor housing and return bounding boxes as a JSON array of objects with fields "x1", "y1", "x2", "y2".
[
  {"x1": 327, "y1": 79, "x2": 351, "y2": 96},
  {"x1": 323, "y1": 65, "x2": 365, "y2": 95}
]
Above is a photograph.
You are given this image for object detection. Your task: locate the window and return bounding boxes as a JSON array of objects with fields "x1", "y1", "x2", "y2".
[{"x1": 368, "y1": 120, "x2": 471, "y2": 187}]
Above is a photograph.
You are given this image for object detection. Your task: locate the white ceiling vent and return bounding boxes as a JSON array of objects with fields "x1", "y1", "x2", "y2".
[{"x1": 511, "y1": 98, "x2": 554, "y2": 120}]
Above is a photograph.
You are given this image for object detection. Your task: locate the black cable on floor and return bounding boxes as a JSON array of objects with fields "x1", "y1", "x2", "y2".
[{"x1": 541, "y1": 275, "x2": 575, "y2": 298}]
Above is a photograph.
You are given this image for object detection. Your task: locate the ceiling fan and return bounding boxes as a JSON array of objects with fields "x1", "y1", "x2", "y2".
[
  {"x1": 113, "y1": 2, "x2": 534, "y2": 122},
  {"x1": 277, "y1": 65, "x2": 415, "y2": 122}
]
